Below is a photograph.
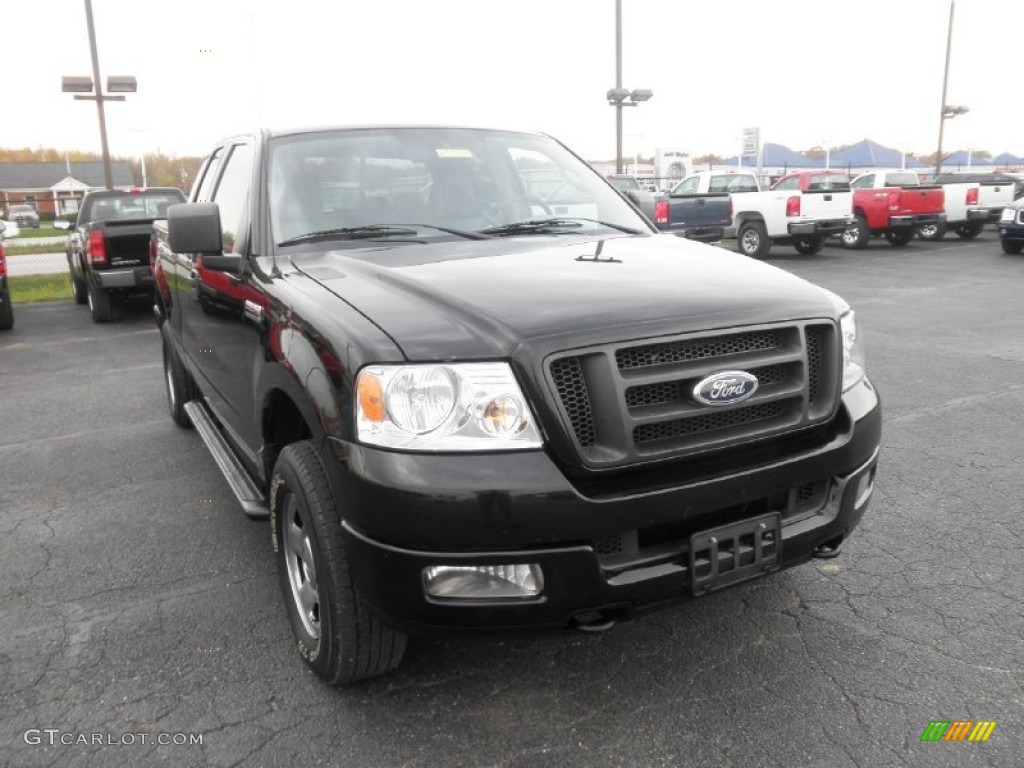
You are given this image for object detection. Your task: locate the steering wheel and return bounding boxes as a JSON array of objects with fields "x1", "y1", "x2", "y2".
[{"x1": 491, "y1": 195, "x2": 554, "y2": 222}]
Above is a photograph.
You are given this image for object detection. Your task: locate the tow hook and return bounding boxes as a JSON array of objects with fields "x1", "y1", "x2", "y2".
[
  {"x1": 813, "y1": 540, "x2": 843, "y2": 559},
  {"x1": 572, "y1": 610, "x2": 617, "y2": 634}
]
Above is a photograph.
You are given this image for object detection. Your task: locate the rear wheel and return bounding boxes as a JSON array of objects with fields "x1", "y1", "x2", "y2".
[
  {"x1": 885, "y1": 230, "x2": 914, "y2": 247},
  {"x1": 87, "y1": 282, "x2": 113, "y2": 323},
  {"x1": 272, "y1": 441, "x2": 408, "y2": 685},
  {"x1": 917, "y1": 221, "x2": 946, "y2": 241},
  {"x1": 954, "y1": 222, "x2": 984, "y2": 239},
  {"x1": 793, "y1": 237, "x2": 823, "y2": 256},
  {"x1": 1002, "y1": 240, "x2": 1024, "y2": 255},
  {"x1": 737, "y1": 220, "x2": 771, "y2": 259},
  {"x1": 0, "y1": 295, "x2": 13, "y2": 331},
  {"x1": 71, "y1": 273, "x2": 88, "y2": 305},
  {"x1": 841, "y1": 214, "x2": 870, "y2": 249}
]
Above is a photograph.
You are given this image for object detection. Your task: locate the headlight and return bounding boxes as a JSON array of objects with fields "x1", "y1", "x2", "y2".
[
  {"x1": 1000, "y1": 207, "x2": 1016, "y2": 222},
  {"x1": 840, "y1": 311, "x2": 866, "y2": 391},
  {"x1": 356, "y1": 363, "x2": 543, "y2": 450}
]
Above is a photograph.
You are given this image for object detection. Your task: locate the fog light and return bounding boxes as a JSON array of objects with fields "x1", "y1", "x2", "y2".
[
  {"x1": 423, "y1": 564, "x2": 544, "y2": 599},
  {"x1": 853, "y1": 468, "x2": 875, "y2": 509}
]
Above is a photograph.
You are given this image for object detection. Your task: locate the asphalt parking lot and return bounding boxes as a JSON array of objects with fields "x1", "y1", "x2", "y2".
[{"x1": 1, "y1": 233, "x2": 1022, "y2": 767}]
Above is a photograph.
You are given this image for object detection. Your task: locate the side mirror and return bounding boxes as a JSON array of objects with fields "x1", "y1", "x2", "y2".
[
  {"x1": 168, "y1": 202, "x2": 223, "y2": 254},
  {"x1": 53, "y1": 219, "x2": 71, "y2": 230}
]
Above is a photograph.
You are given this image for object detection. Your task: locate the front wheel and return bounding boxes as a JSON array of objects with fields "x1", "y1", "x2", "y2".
[
  {"x1": 954, "y1": 222, "x2": 984, "y2": 239},
  {"x1": 917, "y1": 221, "x2": 946, "y2": 241},
  {"x1": 793, "y1": 237, "x2": 823, "y2": 256},
  {"x1": 272, "y1": 441, "x2": 408, "y2": 685},
  {"x1": 885, "y1": 230, "x2": 914, "y2": 247},
  {"x1": 1002, "y1": 240, "x2": 1024, "y2": 255},
  {"x1": 736, "y1": 220, "x2": 771, "y2": 259},
  {"x1": 840, "y1": 214, "x2": 870, "y2": 249},
  {"x1": 162, "y1": 334, "x2": 196, "y2": 428}
]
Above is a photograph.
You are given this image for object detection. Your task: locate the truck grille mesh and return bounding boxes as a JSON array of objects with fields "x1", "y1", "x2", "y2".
[
  {"x1": 549, "y1": 356, "x2": 596, "y2": 447},
  {"x1": 615, "y1": 330, "x2": 784, "y2": 370},
  {"x1": 547, "y1": 322, "x2": 839, "y2": 468}
]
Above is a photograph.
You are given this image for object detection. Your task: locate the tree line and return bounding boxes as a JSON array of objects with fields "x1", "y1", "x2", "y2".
[{"x1": 0, "y1": 147, "x2": 204, "y2": 192}]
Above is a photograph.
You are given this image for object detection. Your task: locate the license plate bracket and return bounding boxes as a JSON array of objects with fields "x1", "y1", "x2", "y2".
[{"x1": 689, "y1": 512, "x2": 780, "y2": 596}]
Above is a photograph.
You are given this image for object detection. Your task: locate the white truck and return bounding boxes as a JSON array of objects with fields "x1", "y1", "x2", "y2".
[
  {"x1": 731, "y1": 170, "x2": 854, "y2": 258},
  {"x1": 919, "y1": 173, "x2": 1018, "y2": 241}
]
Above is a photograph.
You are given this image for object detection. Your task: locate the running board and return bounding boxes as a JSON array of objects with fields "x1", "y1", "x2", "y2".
[{"x1": 184, "y1": 400, "x2": 269, "y2": 520}]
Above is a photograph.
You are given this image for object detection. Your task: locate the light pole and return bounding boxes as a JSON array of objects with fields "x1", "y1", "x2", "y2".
[
  {"x1": 934, "y1": 0, "x2": 968, "y2": 176},
  {"x1": 61, "y1": 0, "x2": 136, "y2": 190},
  {"x1": 608, "y1": 0, "x2": 652, "y2": 174}
]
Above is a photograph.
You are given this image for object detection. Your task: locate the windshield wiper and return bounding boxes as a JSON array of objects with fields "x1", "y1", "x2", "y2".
[
  {"x1": 278, "y1": 225, "x2": 420, "y2": 246},
  {"x1": 479, "y1": 217, "x2": 642, "y2": 237}
]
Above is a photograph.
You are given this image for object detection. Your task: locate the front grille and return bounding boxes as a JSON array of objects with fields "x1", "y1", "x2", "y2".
[
  {"x1": 549, "y1": 357, "x2": 596, "y2": 447},
  {"x1": 616, "y1": 330, "x2": 784, "y2": 370},
  {"x1": 546, "y1": 321, "x2": 840, "y2": 468}
]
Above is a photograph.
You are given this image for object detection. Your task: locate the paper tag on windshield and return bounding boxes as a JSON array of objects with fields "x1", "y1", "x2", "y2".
[{"x1": 435, "y1": 148, "x2": 474, "y2": 159}]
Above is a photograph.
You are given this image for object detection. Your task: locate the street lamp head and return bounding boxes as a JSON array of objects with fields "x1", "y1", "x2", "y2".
[
  {"x1": 606, "y1": 88, "x2": 630, "y2": 105},
  {"x1": 61, "y1": 76, "x2": 94, "y2": 93},
  {"x1": 942, "y1": 104, "x2": 969, "y2": 119},
  {"x1": 106, "y1": 76, "x2": 137, "y2": 93},
  {"x1": 629, "y1": 89, "x2": 653, "y2": 102}
]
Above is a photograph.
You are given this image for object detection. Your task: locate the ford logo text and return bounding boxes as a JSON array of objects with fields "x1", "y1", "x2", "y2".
[{"x1": 692, "y1": 371, "x2": 759, "y2": 406}]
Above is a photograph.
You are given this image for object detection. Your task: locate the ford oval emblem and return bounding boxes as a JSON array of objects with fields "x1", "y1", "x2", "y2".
[{"x1": 692, "y1": 371, "x2": 759, "y2": 406}]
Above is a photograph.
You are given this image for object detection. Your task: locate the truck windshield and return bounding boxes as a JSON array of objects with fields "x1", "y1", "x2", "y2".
[
  {"x1": 883, "y1": 173, "x2": 921, "y2": 188},
  {"x1": 268, "y1": 128, "x2": 651, "y2": 246},
  {"x1": 806, "y1": 174, "x2": 851, "y2": 192},
  {"x1": 84, "y1": 192, "x2": 184, "y2": 221}
]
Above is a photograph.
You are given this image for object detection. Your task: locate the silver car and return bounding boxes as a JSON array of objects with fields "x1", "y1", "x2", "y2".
[{"x1": 9, "y1": 204, "x2": 39, "y2": 228}]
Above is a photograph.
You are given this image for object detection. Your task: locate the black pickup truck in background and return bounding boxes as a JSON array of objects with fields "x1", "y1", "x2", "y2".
[
  {"x1": 154, "y1": 125, "x2": 881, "y2": 685},
  {"x1": 59, "y1": 187, "x2": 185, "y2": 322},
  {"x1": 663, "y1": 170, "x2": 757, "y2": 242}
]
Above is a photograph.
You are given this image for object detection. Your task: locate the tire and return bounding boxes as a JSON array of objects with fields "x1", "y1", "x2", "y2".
[
  {"x1": 86, "y1": 282, "x2": 113, "y2": 323},
  {"x1": 840, "y1": 214, "x2": 870, "y2": 249},
  {"x1": 71, "y1": 273, "x2": 88, "y2": 305},
  {"x1": 955, "y1": 222, "x2": 984, "y2": 239},
  {"x1": 885, "y1": 230, "x2": 914, "y2": 247},
  {"x1": 271, "y1": 441, "x2": 408, "y2": 685},
  {"x1": 917, "y1": 221, "x2": 946, "y2": 241},
  {"x1": 793, "y1": 237, "x2": 823, "y2": 256},
  {"x1": 736, "y1": 220, "x2": 771, "y2": 259},
  {"x1": 1002, "y1": 240, "x2": 1024, "y2": 255},
  {"x1": 162, "y1": 333, "x2": 196, "y2": 428},
  {"x1": 0, "y1": 295, "x2": 13, "y2": 331}
]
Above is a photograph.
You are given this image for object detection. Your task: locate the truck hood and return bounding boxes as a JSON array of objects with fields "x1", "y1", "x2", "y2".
[{"x1": 291, "y1": 234, "x2": 839, "y2": 360}]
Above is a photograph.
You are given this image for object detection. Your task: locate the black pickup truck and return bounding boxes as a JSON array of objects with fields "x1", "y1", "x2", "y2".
[
  {"x1": 154, "y1": 126, "x2": 881, "y2": 685},
  {"x1": 60, "y1": 187, "x2": 185, "y2": 322}
]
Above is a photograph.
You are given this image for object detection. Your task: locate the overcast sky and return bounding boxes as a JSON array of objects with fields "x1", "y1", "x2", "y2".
[{"x1": 10, "y1": 0, "x2": 1019, "y2": 161}]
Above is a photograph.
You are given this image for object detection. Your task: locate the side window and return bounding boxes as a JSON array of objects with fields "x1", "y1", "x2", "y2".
[
  {"x1": 852, "y1": 174, "x2": 874, "y2": 189},
  {"x1": 211, "y1": 144, "x2": 254, "y2": 254},
  {"x1": 673, "y1": 176, "x2": 699, "y2": 194},
  {"x1": 774, "y1": 176, "x2": 800, "y2": 191},
  {"x1": 194, "y1": 148, "x2": 224, "y2": 203}
]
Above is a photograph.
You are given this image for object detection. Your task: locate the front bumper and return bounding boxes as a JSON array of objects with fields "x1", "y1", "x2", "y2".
[
  {"x1": 94, "y1": 266, "x2": 153, "y2": 290},
  {"x1": 999, "y1": 221, "x2": 1024, "y2": 243},
  {"x1": 788, "y1": 219, "x2": 850, "y2": 236},
  {"x1": 327, "y1": 377, "x2": 882, "y2": 634},
  {"x1": 890, "y1": 213, "x2": 945, "y2": 229}
]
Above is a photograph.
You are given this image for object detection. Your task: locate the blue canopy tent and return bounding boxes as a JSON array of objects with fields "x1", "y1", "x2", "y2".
[
  {"x1": 829, "y1": 139, "x2": 928, "y2": 170},
  {"x1": 992, "y1": 152, "x2": 1024, "y2": 166},
  {"x1": 941, "y1": 150, "x2": 995, "y2": 167},
  {"x1": 719, "y1": 143, "x2": 823, "y2": 169}
]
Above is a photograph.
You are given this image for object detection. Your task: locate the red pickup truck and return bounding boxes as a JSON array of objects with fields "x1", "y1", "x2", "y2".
[{"x1": 841, "y1": 170, "x2": 945, "y2": 249}]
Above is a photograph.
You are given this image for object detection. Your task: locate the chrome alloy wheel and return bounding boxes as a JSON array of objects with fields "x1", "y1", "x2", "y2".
[
  {"x1": 282, "y1": 495, "x2": 320, "y2": 639},
  {"x1": 740, "y1": 228, "x2": 761, "y2": 254}
]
